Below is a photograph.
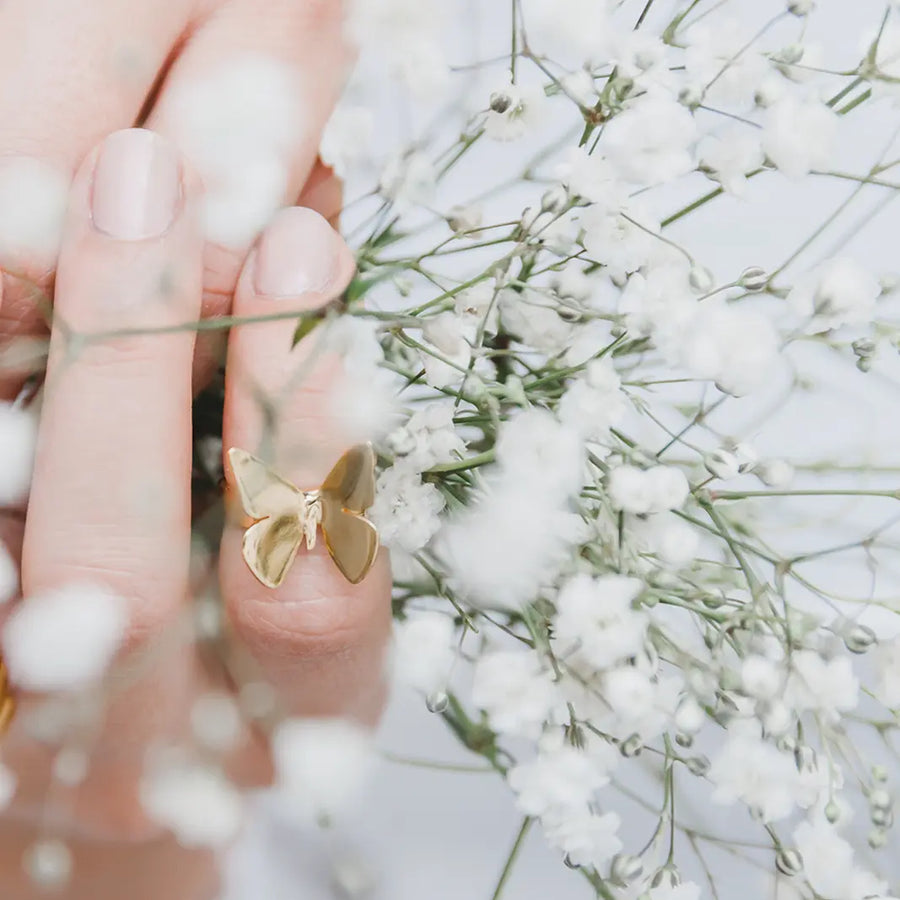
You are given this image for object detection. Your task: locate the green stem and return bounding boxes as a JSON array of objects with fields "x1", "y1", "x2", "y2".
[
  {"x1": 490, "y1": 817, "x2": 534, "y2": 900},
  {"x1": 827, "y1": 75, "x2": 864, "y2": 108},
  {"x1": 427, "y1": 449, "x2": 496, "y2": 474},
  {"x1": 510, "y1": 0, "x2": 518, "y2": 82},
  {"x1": 712, "y1": 489, "x2": 900, "y2": 500},
  {"x1": 634, "y1": 0, "x2": 657, "y2": 29},
  {"x1": 381, "y1": 751, "x2": 494, "y2": 774}
]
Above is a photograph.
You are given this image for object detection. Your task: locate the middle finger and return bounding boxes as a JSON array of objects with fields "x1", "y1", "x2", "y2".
[{"x1": 10, "y1": 128, "x2": 203, "y2": 837}]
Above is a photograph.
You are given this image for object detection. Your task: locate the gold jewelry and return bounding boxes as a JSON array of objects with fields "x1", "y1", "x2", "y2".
[
  {"x1": 0, "y1": 655, "x2": 15, "y2": 737},
  {"x1": 226, "y1": 443, "x2": 379, "y2": 587}
]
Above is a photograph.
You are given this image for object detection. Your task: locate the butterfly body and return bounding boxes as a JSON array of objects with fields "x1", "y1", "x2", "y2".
[
  {"x1": 300, "y1": 490, "x2": 323, "y2": 550},
  {"x1": 227, "y1": 445, "x2": 379, "y2": 588}
]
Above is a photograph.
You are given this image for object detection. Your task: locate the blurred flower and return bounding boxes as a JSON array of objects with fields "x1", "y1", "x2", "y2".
[
  {"x1": 762, "y1": 95, "x2": 838, "y2": 178},
  {"x1": 392, "y1": 611, "x2": 456, "y2": 695},
  {"x1": 2, "y1": 583, "x2": 127, "y2": 692},
  {"x1": 0, "y1": 401, "x2": 38, "y2": 507},
  {"x1": 140, "y1": 760, "x2": 243, "y2": 847},
  {"x1": 472, "y1": 649, "x2": 560, "y2": 738},
  {"x1": 788, "y1": 257, "x2": 880, "y2": 329},
  {"x1": 271, "y1": 718, "x2": 374, "y2": 823}
]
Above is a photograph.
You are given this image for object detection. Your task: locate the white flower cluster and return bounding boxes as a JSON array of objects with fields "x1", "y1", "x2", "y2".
[{"x1": 334, "y1": 0, "x2": 900, "y2": 895}]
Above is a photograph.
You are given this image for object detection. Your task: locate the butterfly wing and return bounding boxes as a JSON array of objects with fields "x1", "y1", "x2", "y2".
[
  {"x1": 228, "y1": 448, "x2": 305, "y2": 520},
  {"x1": 242, "y1": 514, "x2": 304, "y2": 589},
  {"x1": 320, "y1": 499, "x2": 379, "y2": 585},
  {"x1": 320, "y1": 443, "x2": 376, "y2": 514},
  {"x1": 228, "y1": 448, "x2": 307, "y2": 588}
]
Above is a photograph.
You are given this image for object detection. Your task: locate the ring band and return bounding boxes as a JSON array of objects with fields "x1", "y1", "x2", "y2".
[{"x1": 0, "y1": 655, "x2": 15, "y2": 737}]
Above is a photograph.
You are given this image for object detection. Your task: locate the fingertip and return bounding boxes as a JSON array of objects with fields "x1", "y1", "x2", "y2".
[
  {"x1": 66, "y1": 128, "x2": 206, "y2": 244},
  {"x1": 236, "y1": 206, "x2": 355, "y2": 309}
]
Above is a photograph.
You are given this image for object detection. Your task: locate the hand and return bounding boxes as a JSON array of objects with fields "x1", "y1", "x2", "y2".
[
  {"x1": 0, "y1": 128, "x2": 391, "y2": 899},
  {"x1": 0, "y1": 0, "x2": 349, "y2": 396}
]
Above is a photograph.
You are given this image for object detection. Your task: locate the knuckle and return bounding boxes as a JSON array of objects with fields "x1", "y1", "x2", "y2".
[
  {"x1": 231, "y1": 592, "x2": 366, "y2": 659},
  {"x1": 227, "y1": 551, "x2": 390, "y2": 658},
  {"x1": 72, "y1": 334, "x2": 164, "y2": 373},
  {"x1": 23, "y1": 556, "x2": 184, "y2": 654}
]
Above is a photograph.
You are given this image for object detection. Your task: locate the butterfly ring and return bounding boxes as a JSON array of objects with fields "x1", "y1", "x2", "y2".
[{"x1": 226, "y1": 444, "x2": 379, "y2": 588}]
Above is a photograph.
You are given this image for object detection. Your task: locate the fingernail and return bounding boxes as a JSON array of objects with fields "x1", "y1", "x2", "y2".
[
  {"x1": 91, "y1": 129, "x2": 181, "y2": 241},
  {"x1": 254, "y1": 207, "x2": 340, "y2": 298}
]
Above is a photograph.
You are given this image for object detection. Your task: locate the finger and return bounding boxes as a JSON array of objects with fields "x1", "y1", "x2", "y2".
[
  {"x1": 145, "y1": 0, "x2": 351, "y2": 312},
  {"x1": 188, "y1": 157, "x2": 344, "y2": 396},
  {"x1": 0, "y1": 0, "x2": 195, "y2": 393},
  {"x1": 220, "y1": 207, "x2": 391, "y2": 725},
  {"x1": 297, "y1": 159, "x2": 344, "y2": 228},
  {"x1": 8, "y1": 129, "x2": 203, "y2": 838}
]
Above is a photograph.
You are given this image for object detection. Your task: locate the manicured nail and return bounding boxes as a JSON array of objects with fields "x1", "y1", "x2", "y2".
[
  {"x1": 254, "y1": 207, "x2": 340, "y2": 298},
  {"x1": 91, "y1": 129, "x2": 181, "y2": 241}
]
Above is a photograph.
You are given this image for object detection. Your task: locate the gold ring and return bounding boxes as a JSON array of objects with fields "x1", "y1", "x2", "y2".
[
  {"x1": 226, "y1": 444, "x2": 379, "y2": 588},
  {"x1": 0, "y1": 655, "x2": 15, "y2": 737}
]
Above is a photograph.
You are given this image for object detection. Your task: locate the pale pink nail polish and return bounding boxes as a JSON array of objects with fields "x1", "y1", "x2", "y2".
[
  {"x1": 254, "y1": 207, "x2": 340, "y2": 298},
  {"x1": 91, "y1": 129, "x2": 181, "y2": 241}
]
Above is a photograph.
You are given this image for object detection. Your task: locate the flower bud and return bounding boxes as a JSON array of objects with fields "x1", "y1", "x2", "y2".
[
  {"x1": 733, "y1": 442, "x2": 759, "y2": 472},
  {"x1": 541, "y1": 185, "x2": 568, "y2": 213},
  {"x1": 787, "y1": 0, "x2": 813, "y2": 15},
  {"x1": 675, "y1": 697, "x2": 705, "y2": 734},
  {"x1": 880, "y1": 272, "x2": 899, "y2": 294},
  {"x1": 739, "y1": 266, "x2": 769, "y2": 291},
  {"x1": 489, "y1": 91, "x2": 512, "y2": 114},
  {"x1": 686, "y1": 755, "x2": 710, "y2": 777},
  {"x1": 844, "y1": 623, "x2": 876, "y2": 654},
  {"x1": 608, "y1": 75, "x2": 634, "y2": 103},
  {"x1": 611, "y1": 854, "x2": 643, "y2": 884},
  {"x1": 775, "y1": 848, "x2": 803, "y2": 876},
  {"x1": 620, "y1": 733, "x2": 643, "y2": 757},
  {"x1": 426, "y1": 691, "x2": 449, "y2": 713},
  {"x1": 776, "y1": 44, "x2": 804, "y2": 65},
  {"x1": 825, "y1": 801, "x2": 842, "y2": 823},
  {"x1": 869, "y1": 827, "x2": 887, "y2": 849},
  {"x1": 447, "y1": 204, "x2": 483, "y2": 235},
  {"x1": 705, "y1": 449, "x2": 740, "y2": 480},
  {"x1": 871, "y1": 806, "x2": 893, "y2": 829},
  {"x1": 777, "y1": 735, "x2": 797, "y2": 754},
  {"x1": 678, "y1": 85, "x2": 703, "y2": 109},
  {"x1": 689, "y1": 265, "x2": 714, "y2": 293},
  {"x1": 794, "y1": 744, "x2": 817, "y2": 772},
  {"x1": 651, "y1": 867, "x2": 679, "y2": 889},
  {"x1": 502, "y1": 374, "x2": 528, "y2": 406}
]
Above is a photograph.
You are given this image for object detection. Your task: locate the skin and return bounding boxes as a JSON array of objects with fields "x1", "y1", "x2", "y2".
[{"x1": 0, "y1": 2, "x2": 390, "y2": 897}]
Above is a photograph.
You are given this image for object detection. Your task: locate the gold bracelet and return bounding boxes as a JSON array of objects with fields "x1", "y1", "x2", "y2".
[{"x1": 0, "y1": 656, "x2": 15, "y2": 736}]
